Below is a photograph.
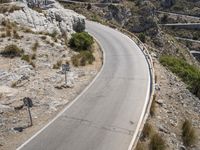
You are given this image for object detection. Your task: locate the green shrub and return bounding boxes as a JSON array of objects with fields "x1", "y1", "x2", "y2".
[
  {"x1": 21, "y1": 54, "x2": 30, "y2": 62},
  {"x1": 69, "y1": 32, "x2": 93, "y2": 51},
  {"x1": 182, "y1": 119, "x2": 197, "y2": 147},
  {"x1": 138, "y1": 32, "x2": 146, "y2": 43},
  {"x1": 0, "y1": 44, "x2": 22, "y2": 57},
  {"x1": 160, "y1": 55, "x2": 200, "y2": 98},
  {"x1": 72, "y1": 51, "x2": 95, "y2": 67},
  {"x1": 150, "y1": 134, "x2": 166, "y2": 150}
]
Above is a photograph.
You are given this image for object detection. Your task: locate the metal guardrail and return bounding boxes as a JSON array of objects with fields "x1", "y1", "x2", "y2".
[{"x1": 104, "y1": 22, "x2": 155, "y2": 150}]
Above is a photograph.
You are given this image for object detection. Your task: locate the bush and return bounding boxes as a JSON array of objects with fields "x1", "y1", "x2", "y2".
[
  {"x1": 72, "y1": 51, "x2": 95, "y2": 67},
  {"x1": 182, "y1": 119, "x2": 197, "y2": 147},
  {"x1": 53, "y1": 60, "x2": 62, "y2": 69},
  {"x1": 69, "y1": 32, "x2": 93, "y2": 51},
  {"x1": 138, "y1": 32, "x2": 146, "y2": 43},
  {"x1": 142, "y1": 123, "x2": 154, "y2": 139},
  {"x1": 0, "y1": 44, "x2": 22, "y2": 57},
  {"x1": 149, "y1": 134, "x2": 166, "y2": 150},
  {"x1": 160, "y1": 55, "x2": 200, "y2": 98},
  {"x1": 21, "y1": 54, "x2": 30, "y2": 62}
]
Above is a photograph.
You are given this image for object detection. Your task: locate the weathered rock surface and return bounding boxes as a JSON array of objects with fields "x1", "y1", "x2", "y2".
[{"x1": 4, "y1": 0, "x2": 85, "y2": 37}]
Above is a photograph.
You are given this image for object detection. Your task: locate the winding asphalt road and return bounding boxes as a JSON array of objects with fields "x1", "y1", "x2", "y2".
[{"x1": 17, "y1": 21, "x2": 150, "y2": 150}]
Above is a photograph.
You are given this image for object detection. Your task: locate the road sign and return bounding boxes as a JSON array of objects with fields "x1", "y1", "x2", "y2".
[
  {"x1": 23, "y1": 97, "x2": 33, "y2": 108},
  {"x1": 62, "y1": 64, "x2": 70, "y2": 72},
  {"x1": 62, "y1": 64, "x2": 70, "y2": 84}
]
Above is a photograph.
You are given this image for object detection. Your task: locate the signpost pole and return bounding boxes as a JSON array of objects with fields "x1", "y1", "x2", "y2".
[
  {"x1": 23, "y1": 97, "x2": 33, "y2": 127},
  {"x1": 65, "y1": 70, "x2": 67, "y2": 84},
  {"x1": 27, "y1": 106, "x2": 33, "y2": 126}
]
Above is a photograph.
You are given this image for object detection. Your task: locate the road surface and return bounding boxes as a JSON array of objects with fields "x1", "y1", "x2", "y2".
[{"x1": 17, "y1": 21, "x2": 150, "y2": 150}]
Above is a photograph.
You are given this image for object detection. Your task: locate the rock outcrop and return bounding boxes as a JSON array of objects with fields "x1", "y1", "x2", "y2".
[{"x1": 2, "y1": 0, "x2": 85, "y2": 37}]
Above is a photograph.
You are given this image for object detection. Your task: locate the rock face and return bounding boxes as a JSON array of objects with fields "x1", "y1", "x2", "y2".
[
  {"x1": 105, "y1": 5, "x2": 131, "y2": 26},
  {"x1": 5, "y1": 0, "x2": 85, "y2": 37}
]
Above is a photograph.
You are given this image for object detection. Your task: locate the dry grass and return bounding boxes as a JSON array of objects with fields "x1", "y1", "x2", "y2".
[
  {"x1": 32, "y1": 41, "x2": 39, "y2": 52},
  {"x1": 29, "y1": 61, "x2": 35, "y2": 68},
  {"x1": 71, "y1": 51, "x2": 95, "y2": 67},
  {"x1": 182, "y1": 119, "x2": 197, "y2": 147},
  {"x1": 53, "y1": 60, "x2": 62, "y2": 69},
  {"x1": 0, "y1": 4, "x2": 21, "y2": 13},
  {"x1": 149, "y1": 134, "x2": 166, "y2": 150},
  {"x1": 135, "y1": 142, "x2": 146, "y2": 150},
  {"x1": 13, "y1": 29, "x2": 20, "y2": 39},
  {"x1": 142, "y1": 123, "x2": 154, "y2": 139},
  {"x1": 150, "y1": 94, "x2": 156, "y2": 116}
]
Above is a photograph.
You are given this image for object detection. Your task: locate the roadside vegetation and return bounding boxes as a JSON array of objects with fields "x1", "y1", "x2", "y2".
[
  {"x1": 69, "y1": 32, "x2": 94, "y2": 51},
  {"x1": 150, "y1": 94, "x2": 156, "y2": 116},
  {"x1": 182, "y1": 119, "x2": 197, "y2": 147},
  {"x1": 69, "y1": 32, "x2": 95, "y2": 67},
  {"x1": 0, "y1": 44, "x2": 22, "y2": 57},
  {"x1": 160, "y1": 55, "x2": 200, "y2": 98},
  {"x1": 142, "y1": 123, "x2": 154, "y2": 139},
  {"x1": 149, "y1": 133, "x2": 166, "y2": 150}
]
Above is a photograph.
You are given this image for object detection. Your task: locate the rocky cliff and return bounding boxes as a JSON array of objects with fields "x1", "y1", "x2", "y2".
[{"x1": 0, "y1": 0, "x2": 85, "y2": 37}]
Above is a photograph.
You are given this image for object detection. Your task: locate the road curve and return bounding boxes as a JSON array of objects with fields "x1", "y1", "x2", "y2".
[{"x1": 17, "y1": 21, "x2": 150, "y2": 150}]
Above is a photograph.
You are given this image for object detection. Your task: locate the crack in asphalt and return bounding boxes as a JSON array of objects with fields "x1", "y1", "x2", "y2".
[{"x1": 61, "y1": 115, "x2": 134, "y2": 136}]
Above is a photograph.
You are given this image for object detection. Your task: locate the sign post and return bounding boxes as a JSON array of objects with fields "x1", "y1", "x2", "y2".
[
  {"x1": 23, "y1": 97, "x2": 33, "y2": 127},
  {"x1": 62, "y1": 64, "x2": 70, "y2": 84}
]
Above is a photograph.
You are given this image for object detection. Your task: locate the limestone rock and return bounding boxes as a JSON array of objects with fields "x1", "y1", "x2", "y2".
[{"x1": 6, "y1": 0, "x2": 85, "y2": 37}]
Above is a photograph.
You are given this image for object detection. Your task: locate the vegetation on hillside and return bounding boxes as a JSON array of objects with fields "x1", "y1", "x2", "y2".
[
  {"x1": 69, "y1": 32, "x2": 94, "y2": 51},
  {"x1": 69, "y1": 32, "x2": 95, "y2": 66},
  {"x1": 160, "y1": 55, "x2": 200, "y2": 98},
  {"x1": 0, "y1": 44, "x2": 22, "y2": 57},
  {"x1": 182, "y1": 119, "x2": 197, "y2": 147}
]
